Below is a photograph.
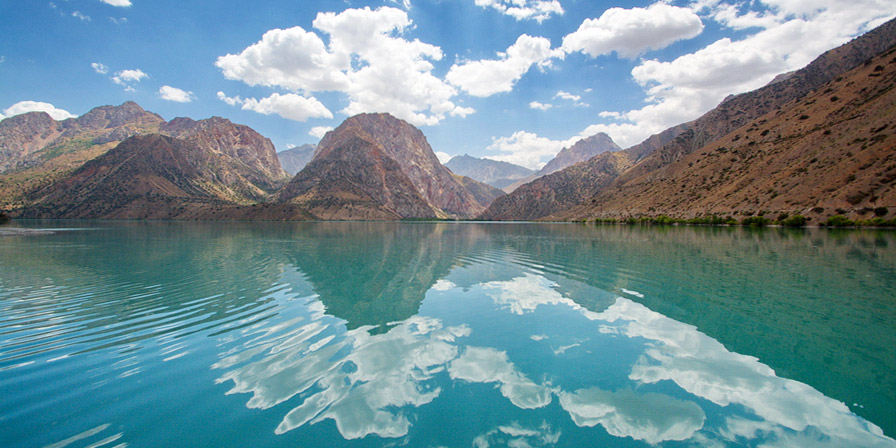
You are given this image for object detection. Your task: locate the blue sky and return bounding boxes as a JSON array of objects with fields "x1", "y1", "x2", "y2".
[{"x1": 1, "y1": 0, "x2": 894, "y2": 169}]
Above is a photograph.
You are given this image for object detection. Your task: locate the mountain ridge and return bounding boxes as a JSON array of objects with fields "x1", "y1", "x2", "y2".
[{"x1": 481, "y1": 17, "x2": 896, "y2": 221}]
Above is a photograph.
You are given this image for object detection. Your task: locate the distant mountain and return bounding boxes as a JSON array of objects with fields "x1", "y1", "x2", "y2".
[
  {"x1": 502, "y1": 132, "x2": 622, "y2": 193},
  {"x1": 482, "y1": 17, "x2": 896, "y2": 221},
  {"x1": 278, "y1": 143, "x2": 316, "y2": 175},
  {"x1": 277, "y1": 113, "x2": 503, "y2": 219},
  {"x1": 452, "y1": 174, "x2": 506, "y2": 208},
  {"x1": 538, "y1": 132, "x2": 621, "y2": 176},
  {"x1": 445, "y1": 154, "x2": 533, "y2": 189}
]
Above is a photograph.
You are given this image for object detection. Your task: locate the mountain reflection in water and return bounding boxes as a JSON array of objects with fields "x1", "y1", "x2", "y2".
[{"x1": 1, "y1": 222, "x2": 894, "y2": 447}]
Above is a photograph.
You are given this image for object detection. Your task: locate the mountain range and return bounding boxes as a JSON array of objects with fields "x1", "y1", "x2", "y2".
[
  {"x1": 481, "y1": 17, "x2": 896, "y2": 222},
  {"x1": 1, "y1": 18, "x2": 895, "y2": 223},
  {"x1": 444, "y1": 155, "x2": 533, "y2": 189},
  {"x1": 2, "y1": 107, "x2": 500, "y2": 220}
]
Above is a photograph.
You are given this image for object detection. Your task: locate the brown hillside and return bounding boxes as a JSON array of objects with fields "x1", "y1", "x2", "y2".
[
  {"x1": 482, "y1": 17, "x2": 896, "y2": 221},
  {"x1": 553, "y1": 45, "x2": 896, "y2": 222},
  {"x1": 277, "y1": 130, "x2": 438, "y2": 220},
  {"x1": 318, "y1": 113, "x2": 486, "y2": 218}
]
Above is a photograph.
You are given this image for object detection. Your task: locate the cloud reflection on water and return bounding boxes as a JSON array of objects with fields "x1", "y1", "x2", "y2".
[{"x1": 216, "y1": 265, "x2": 895, "y2": 446}]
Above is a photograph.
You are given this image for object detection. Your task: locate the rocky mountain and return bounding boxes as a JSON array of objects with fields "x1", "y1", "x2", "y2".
[
  {"x1": 453, "y1": 174, "x2": 506, "y2": 208},
  {"x1": 553, "y1": 42, "x2": 896, "y2": 221},
  {"x1": 444, "y1": 154, "x2": 533, "y2": 189},
  {"x1": 22, "y1": 134, "x2": 246, "y2": 219},
  {"x1": 160, "y1": 116, "x2": 288, "y2": 198},
  {"x1": 0, "y1": 101, "x2": 166, "y2": 173},
  {"x1": 502, "y1": 132, "x2": 623, "y2": 193},
  {"x1": 3, "y1": 102, "x2": 291, "y2": 217},
  {"x1": 481, "y1": 125, "x2": 685, "y2": 220},
  {"x1": 0, "y1": 102, "x2": 166, "y2": 209},
  {"x1": 277, "y1": 129, "x2": 438, "y2": 220},
  {"x1": 283, "y1": 113, "x2": 497, "y2": 218},
  {"x1": 482, "y1": 17, "x2": 896, "y2": 221},
  {"x1": 538, "y1": 132, "x2": 621, "y2": 177},
  {"x1": 278, "y1": 143, "x2": 316, "y2": 175}
]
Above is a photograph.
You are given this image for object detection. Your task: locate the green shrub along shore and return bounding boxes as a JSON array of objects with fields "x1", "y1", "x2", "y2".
[{"x1": 582, "y1": 210, "x2": 896, "y2": 228}]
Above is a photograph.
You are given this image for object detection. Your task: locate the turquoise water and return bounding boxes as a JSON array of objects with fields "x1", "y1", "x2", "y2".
[{"x1": 1, "y1": 221, "x2": 894, "y2": 447}]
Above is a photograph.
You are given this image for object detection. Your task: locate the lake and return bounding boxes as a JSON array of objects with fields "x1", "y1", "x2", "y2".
[{"x1": 1, "y1": 221, "x2": 894, "y2": 447}]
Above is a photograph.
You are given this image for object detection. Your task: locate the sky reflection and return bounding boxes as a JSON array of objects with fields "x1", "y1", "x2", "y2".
[{"x1": 216, "y1": 260, "x2": 896, "y2": 447}]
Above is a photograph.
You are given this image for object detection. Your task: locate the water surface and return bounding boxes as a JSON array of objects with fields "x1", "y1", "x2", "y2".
[{"x1": 1, "y1": 221, "x2": 894, "y2": 447}]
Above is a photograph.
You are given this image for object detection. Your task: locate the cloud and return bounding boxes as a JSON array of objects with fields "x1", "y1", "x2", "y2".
[
  {"x1": 485, "y1": 130, "x2": 578, "y2": 170},
  {"x1": 434, "y1": 151, "x2": 452, "y2": 164},
  {"x1": 72, "y1": 11, "x2": 90, "y2": 22},
  {"x1": 111, "y1": 68, "x2": 147, "y2": 90},
  {"x1": 243, "y1": 93, "x2": 332, "y2": 121},
  {"x1": 215, "y1": 26, "x2": 348, "y2": 92},
  {"x1": 216, "y1": 7, "x2": 473, "y2": 126},
  {"x1": 309, "y1": 126, "x2": 333, "y2": 139},
  {"x1": 158, "y1": 85, "x2": 194, "y2": 103},
  {"x1": 224, "y1": 93, "x2": 333, "y2": 122},
  {"x1": 562, "y1": 3, "x2": 704, "y2": 59},
  {"x1": 447, "y1": 34, "x2": 563, "y2": 97},
  {"x1": 559, "y1": 387, "x2": 705, "y2": 444},
  {"x1": 91, "y1": 62, "x2": 109, "y2": 75},
  {"x1": 472, "y1": 422, "x2": 561, "y2": 448},
  {"x1": 529, "y1": 101, "x2": 552, "y2": 111},
  {"x1": 554, "y1": 91, "x2": 579, "y2": 102},
  {"x1": 448, "y1": 346, "x2": 552, "y2": 409},
  {"x1": 474, "y1": 0, "x2": 564, "y2": 23},
  {"x1": 100, "y1": 0, "x2": 132, "y2": 6},
  {"x1": 388, "y1": 0, "x2": 412, "y2": 10},
  {"x1": 577, "y1": 0, "x2": 896, "y2": 149},
  {"x1": 2, "y1": 100, "x2": 75, "y2": 120},
  {"x1": 554, "y1": 90, "x2": 588, "y2": 107}
]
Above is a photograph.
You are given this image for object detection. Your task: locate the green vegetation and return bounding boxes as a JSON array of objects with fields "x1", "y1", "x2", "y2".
[
  {"x1": 741, "y1": 216, "x2": 771, "y2": 227},
  {"x1": 825, "y1": 215, "x2": 855, "y2": 227},
  {"x1": 780, "y1": 215, "x2": 808, "y2": 227}
]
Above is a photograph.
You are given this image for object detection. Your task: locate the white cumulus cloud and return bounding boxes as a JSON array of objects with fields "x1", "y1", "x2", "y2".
[
  {"x1": 309, "y1": 126, "x2": 334, "y2": 139},
  {"x1": 434, "y1": 151, "x2": 453, "y2": 164},
  {"x1": 112, "y1": 68, "x2": 147, "y2": 86},
  {"x1": 2, "y1": 101, "x2": 75, "y2": 120},
  {"x1": 242, "y1": 93, "x2": 333, "y2": 122},
  {"x1": 529, "y1": 101, "x2": 552, "y2": 111},
  {"x1": 447, "y1": 34, "x2": 563, "y2": 97},
  {"x1": 216, "y1": 6, "x2": 473, "y2": 127},
  {"x1": 158, "y1": 85, "x2": 194, "y2": 103},
  {"x1": 218, "y1": 91, "x2": 332, "y2": 122},
  {"x1": 562, "y1": 3, "x2": 704, "y2": 59},
  {"x1": 100, "y1": 0, "x2": 132, "y2": 6},
  {"x1": 474, "y1": 0, "x2": 564, "y2": 23}
]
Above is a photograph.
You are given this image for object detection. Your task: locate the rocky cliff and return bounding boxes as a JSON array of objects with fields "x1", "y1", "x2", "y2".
[{"x1": 277, "y1": 129, "x2": 438, "y2": 220}]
